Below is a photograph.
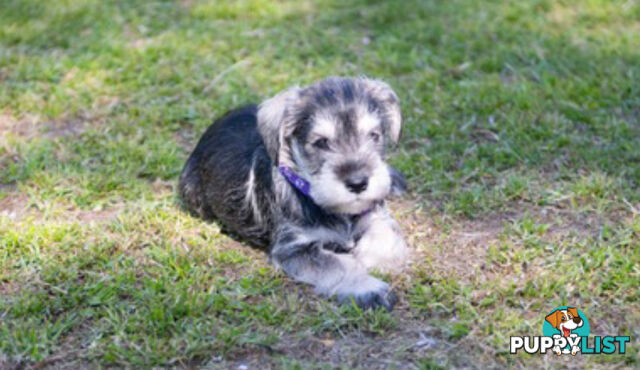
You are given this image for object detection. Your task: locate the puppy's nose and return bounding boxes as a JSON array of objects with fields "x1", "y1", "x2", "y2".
[
  {"x1": 573, "y1": 317, "x2": 582, "y2": 324},
  {"x1": 345, "y1": 175, "x2": 368, "y2": 194}
]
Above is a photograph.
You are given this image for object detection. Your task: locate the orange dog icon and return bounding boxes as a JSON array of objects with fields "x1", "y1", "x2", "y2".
[{"x1": 545, "y1": 307, "x2": 584, "y2": 355}]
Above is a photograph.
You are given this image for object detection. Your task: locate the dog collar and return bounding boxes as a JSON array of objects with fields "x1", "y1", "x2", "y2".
[
  {"x1": 277, "y1": 165, "x2": 375, "y2": 217},
  {"x1": 278, "y1": 166, "x2": 312, "y2": 196}
]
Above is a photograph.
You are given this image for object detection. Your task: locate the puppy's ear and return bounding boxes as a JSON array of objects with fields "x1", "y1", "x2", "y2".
[
  {"x1": 257, "y1": 87, "x2": 301, "y2": 163},
  {"x1": 545, "y1": 310, "x2": 562, "y2": 329},
  {"x1": 359, "y1": 78, "x2": 402, "y2": 145},
  {"x1": 567, "y1": 307, "x2": 578, "y2": 318}
]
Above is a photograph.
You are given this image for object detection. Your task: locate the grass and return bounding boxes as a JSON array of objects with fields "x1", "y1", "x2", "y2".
[{"x1": 1, "y1": 0, "x2": 639, "y2": 368}]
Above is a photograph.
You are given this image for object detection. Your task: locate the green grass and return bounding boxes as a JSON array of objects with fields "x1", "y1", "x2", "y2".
[{"x1": 1, "y1": 0, "x2": 639, "y2": 368}]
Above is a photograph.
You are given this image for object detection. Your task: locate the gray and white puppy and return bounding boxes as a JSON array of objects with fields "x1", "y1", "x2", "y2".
[{"x1": 179, "y1": 77, "x2": 408, "y2": 310}]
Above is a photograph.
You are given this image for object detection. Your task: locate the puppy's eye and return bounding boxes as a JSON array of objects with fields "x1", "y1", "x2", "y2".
[
  {"x1": 369, "y1": 131, "x2": 381, "y2": 143},
  {"x1": 312, "y1": 137, "x2": 330, "y2": 150},
  {"x1": 561, "y1": 317, "x2": 566, "y2": 322}
]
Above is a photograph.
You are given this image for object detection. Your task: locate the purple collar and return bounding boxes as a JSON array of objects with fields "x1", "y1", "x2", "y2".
[
  {"x1": 277, "y1": 165, "x2": 375, "y2": 217},
  {"x1": 278, "y1": 166, "x2": 311, "y2": 196}
]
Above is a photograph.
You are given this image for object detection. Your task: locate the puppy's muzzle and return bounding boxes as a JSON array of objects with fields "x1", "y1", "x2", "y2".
[
  {"x1": 345, "y1": 174, "x2": 368, "y2": 194},
  {"x1": 335, "y1": 160, "x2": 371, "y2": 194}
]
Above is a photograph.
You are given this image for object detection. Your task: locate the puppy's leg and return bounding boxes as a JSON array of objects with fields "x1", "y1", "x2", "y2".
[
  {"x1": 569, "y1": 333, "x2": 580, "y2": 355},
  {"x1": 353, "y1": 206, "x2": 408, "y2": 271},
  {"x1": 271, "y1": 226, "x2": 396, "y2": 310},
  {"x1": 551, "y1": 334, "x2": 563, "y2": 355}
]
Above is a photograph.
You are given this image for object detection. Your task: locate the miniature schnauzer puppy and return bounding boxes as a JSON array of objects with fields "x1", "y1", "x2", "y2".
[{"x1": 179, "y1": 77, "x2": 408, "y2": 310}]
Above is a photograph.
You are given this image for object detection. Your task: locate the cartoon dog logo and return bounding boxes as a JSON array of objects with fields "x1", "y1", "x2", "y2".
[{"x1": 545, "y1": 307, "x2": 584, "y2": 355}]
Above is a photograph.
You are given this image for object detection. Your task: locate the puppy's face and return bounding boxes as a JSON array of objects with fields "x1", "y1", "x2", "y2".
[
  {"x1": 258, "y1": 77, "x2": 402, "y2": 214},
  {"x1": 545, "y1": 308, "x2": 584, "y2": 337},
  {"x1": 291, "y1": 105, "x2": 391, "y2": 214}
]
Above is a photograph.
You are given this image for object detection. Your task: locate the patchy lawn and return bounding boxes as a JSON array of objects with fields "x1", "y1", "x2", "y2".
[{"x1": 1, "y1": 0, "x2": 639, "y2": 368}]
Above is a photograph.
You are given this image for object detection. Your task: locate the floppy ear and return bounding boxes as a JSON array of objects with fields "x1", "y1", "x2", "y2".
[
  {"x1": 359, "y1": 77, "x2": 402, "y2": 144},
  {"x1": 545, "y1": 311, "x2": 562, "y2": 329},
  {"x1": 256, "y1": 87, "x2": 301, "y2": 163},
  {"x1": 567, "y1": 307, "x2": 578, "y2": 318}
]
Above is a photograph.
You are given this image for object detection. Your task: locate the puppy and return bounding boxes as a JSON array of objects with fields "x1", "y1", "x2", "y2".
[
  {"x1": 545, "y1": 307, "x2": 584, "y2": 355},
  {"x1": 178, "y1": 77, "x2": 408, "y2": 310}
]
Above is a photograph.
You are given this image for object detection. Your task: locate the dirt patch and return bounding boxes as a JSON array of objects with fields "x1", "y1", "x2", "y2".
[
  {"x1": 390, "y1": 198, "x2": 505, "y2": 282},
  {"x1": 391, "y1": 196, "x2": 633, "y2": 285},
  {"x1": 0, "y1": 106, "x2": 119, "y2": 142},
  {"x1": 0, "y1": 192, "x2": 124, "y2": 223},
  {"x1": 0, "y1": 112, "x2": 90, "y2": 140},
  {"x1": 0, "y1": 191, "x2": 31, "y2": 219},
  {"x1": 217, "y1": 318, "x2": 449, "y2": 369},
  {"x1": 0, "y1": 112, "x2": 41, "y2": 138},
  {"x1": 40, "y1": 118, "x2": 89, "y2": 139}
]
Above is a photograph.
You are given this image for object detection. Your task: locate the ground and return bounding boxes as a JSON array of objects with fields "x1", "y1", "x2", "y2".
[{"x1": 1, "y1": 0, "x2": 639, "y2": 368}]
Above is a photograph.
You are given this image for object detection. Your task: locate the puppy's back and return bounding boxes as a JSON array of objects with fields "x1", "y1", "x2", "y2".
[{"x1": 178, "y1": 105, "x2": 274, "y2": 245}]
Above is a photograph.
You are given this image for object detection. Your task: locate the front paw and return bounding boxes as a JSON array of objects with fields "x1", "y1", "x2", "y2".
[
  {"x1": 355, "y1": 236, "x2": 408, "y2": 272},
  {"x1": 335, "y1": 276, "x2": 397, "y2": 311},
  {"x1": 571, "y1": 346, "x2": 580, "y2": 356}
]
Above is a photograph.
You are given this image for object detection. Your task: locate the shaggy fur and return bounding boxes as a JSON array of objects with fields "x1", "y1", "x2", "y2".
[{"x1": 179, "y1": 77, "x2": 408, "y2": 310}]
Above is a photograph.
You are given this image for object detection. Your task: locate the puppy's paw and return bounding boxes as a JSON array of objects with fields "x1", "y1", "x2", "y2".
[
  {"x1": 571, "y1": 346, "x2": 580, "y2": 356},
  {"x1": 335, "y1": 276, "x2": 397, "y2": 311},
  {"x1": 354, "y1": 214, "x2": 408, "y2": 272},
  {"x1": 355, "y1": 234, "x2": 408, "y2": 272}
]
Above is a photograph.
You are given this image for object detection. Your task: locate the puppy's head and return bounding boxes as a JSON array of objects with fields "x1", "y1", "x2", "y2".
[
  {"x1": 257, "y1": 77, "x2": 402, "y2": 214},
  {"x1": 545, "y1": 307, "x2": 583, "y2": 337}
]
